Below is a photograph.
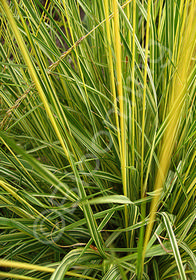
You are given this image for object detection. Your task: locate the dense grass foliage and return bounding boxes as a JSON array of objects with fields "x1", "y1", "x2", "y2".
[{"x1": 0, "y1": 0, "x2": 195, "y2": 279}]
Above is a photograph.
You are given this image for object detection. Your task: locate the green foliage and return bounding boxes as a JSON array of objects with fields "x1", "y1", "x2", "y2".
[{"x1": 0, "y1": 0, "x2": 195, "y2": 279}]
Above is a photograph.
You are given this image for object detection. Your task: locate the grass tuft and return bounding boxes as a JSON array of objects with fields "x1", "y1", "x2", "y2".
[{"x1": 0, "y1": 0, "x2": 195, "y2": 279}]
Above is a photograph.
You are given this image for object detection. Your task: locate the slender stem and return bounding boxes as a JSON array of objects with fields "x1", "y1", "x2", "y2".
[
  {"x1": 141, "y1": 0, "x2": 151, "y2": 202},
  {"x1": 113, "y1": 0, "x2": 128, "y2": 244},
  {"x1": 104, "y1": 0, "x2": 121, "y2": 156},
  {"x1": 138, "y1": 0, "x2": 152, "y2": 277},
  {"x1": 131, "y1": 0, "x2": 136, "y2": 172}
]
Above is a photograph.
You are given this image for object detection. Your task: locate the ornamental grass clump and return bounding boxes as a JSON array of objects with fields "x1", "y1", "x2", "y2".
[{"x1": 0, "y1": 0, "x2": 195, "y2": 279}]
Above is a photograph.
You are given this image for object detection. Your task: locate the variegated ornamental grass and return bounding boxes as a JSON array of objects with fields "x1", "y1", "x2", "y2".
[{"x1": 0, "y1": 0, "x2": 195, "y2": 279}]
